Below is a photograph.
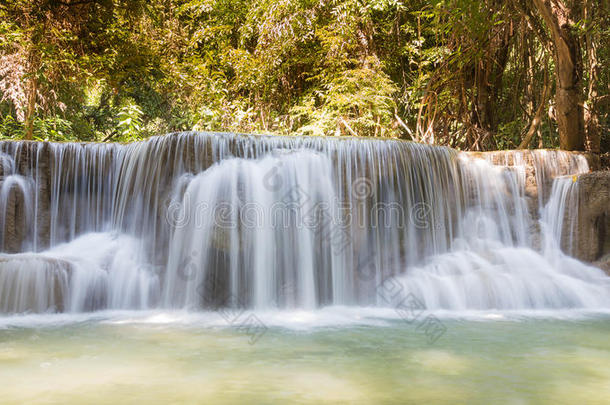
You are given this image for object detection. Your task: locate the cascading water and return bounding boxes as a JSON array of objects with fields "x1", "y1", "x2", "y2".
[
  {"x1": 0, "y1": 133, "x2": 608, "y2": 314},
  {"x1": 541, "y1": 175, "x2": 581, "y2": 255}
]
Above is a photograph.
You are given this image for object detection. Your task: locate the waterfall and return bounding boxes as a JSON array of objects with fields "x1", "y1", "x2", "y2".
[
  {"x1": 0, "y1": 133, "x2": 608, "y2": 314},
  {"x1": 541, "y1": 176, "x2": 581, "y2": 255}
]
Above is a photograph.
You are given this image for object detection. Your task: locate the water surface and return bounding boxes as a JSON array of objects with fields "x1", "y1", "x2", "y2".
[{"x1": 1, "y1": 309, "x2": 609, "y2": 404}]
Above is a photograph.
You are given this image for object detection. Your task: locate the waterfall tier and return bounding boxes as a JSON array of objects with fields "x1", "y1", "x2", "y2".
[{"x1": 0, "y1": 133, "x2": 608, "y2": 313}]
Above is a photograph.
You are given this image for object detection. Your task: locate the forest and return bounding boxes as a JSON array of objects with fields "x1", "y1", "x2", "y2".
[{"x1": 0, "y1": 0, "x2": 608, "y2": 151}]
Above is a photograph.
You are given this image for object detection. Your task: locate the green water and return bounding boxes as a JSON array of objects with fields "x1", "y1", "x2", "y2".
[{"x1": 1, "y1": 312, "x2": 609, "y2": 404}]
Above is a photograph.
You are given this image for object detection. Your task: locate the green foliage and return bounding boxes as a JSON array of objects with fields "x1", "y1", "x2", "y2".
[
  {"x1": 497, "y1": 120, "x2": 526, "y2": 150},
  {"x1": 0, "y1": 0, "x2": 607, "y2": 150},
  {"x1": 33, "y1": 116, "x2": 76, "y2": 142},
  {"x1": 0, "y1": 115, "x2": 23, "y2": 140},
  {"x1": 117, "y1": 103, "x2": 144, "y2": 142},
  {"x1": 294, "y1": 62, "x2": 398, "y2": 137}
]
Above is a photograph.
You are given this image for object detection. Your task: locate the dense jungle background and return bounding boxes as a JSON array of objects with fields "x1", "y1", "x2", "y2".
[{"x1": 0, "y1": 0, "x2": 608, "y2": 151}]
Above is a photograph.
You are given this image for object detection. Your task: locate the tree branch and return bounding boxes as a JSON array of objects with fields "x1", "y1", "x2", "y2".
[{"x1": 518, "y1": 59, "x2": 550, "y2": 149}]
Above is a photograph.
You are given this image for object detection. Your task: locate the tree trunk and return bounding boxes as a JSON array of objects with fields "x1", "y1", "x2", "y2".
[
  {"x1": 473, "y1": 18, "x2": 512, "y2": 135},
  {"x1": 583, "y1": 0, "x2": 601, "y2": 153},
  {"x1": 532, "y1": 0, "x2": 585, "y2": 151}
]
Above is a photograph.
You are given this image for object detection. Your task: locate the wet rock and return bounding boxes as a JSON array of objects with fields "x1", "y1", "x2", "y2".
[
  {"x1": 0, "y1": 179, "x2": 29, "y2": 253},
  {"x1": 593, "y1": 255, "x2": 610, "y2": 276},
  {"x1": 529, "y1": 221, "x2": 542, "y2": 252},
  {"x1": 570, "y1": 171, "x2": 610, "y2": 269},
  {"x1": 462, "y1": 150, "x2": 592, "y2": 217},
  {"x1": 0, "y1": 255, "x2": 72, "y2": 313}
]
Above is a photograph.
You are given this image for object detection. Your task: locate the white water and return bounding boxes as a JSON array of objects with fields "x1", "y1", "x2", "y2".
[
  {"x1": 0, "y1": 133, "x2": 608, "y2": 314},
  {"x1": 0, "y1": 233, "x2": 158, "y2": 313}
]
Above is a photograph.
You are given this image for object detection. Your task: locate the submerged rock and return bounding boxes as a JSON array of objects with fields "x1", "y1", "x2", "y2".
[{"x1": 0, "y1": 255, "x2": 71, "y2": 313}]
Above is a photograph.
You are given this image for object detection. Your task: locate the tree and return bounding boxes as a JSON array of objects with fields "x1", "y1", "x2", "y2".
[
  {"x1": 531, "y1": 0, "x2": 585, "y2": 150},
  {"x1": 0, "y1": 0, "x2": 148, "y2": 140},
  {"x1": 0, "y1": 0, "x2": 607, "y2": 149}
]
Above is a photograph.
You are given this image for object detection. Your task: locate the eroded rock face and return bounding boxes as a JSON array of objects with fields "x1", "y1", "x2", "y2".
[
  {"x1": 0, "y1": 180, "x2": 26, "y2": 253},
  {"x1": 466, "y1": 150, "x2": 596, "y2": 201},
  {"x1": 1, "y1": 142, "x2": 51, "y2": 253},
  {"x1": 571, "y1": 172, "x2": 610, "y2": 266},
  {"x1": 448, "y1": 151, "x2": 610, "y2": 275},
  {"x1": 0, "y1": 255, "x2": 72, "y2": 313}
]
